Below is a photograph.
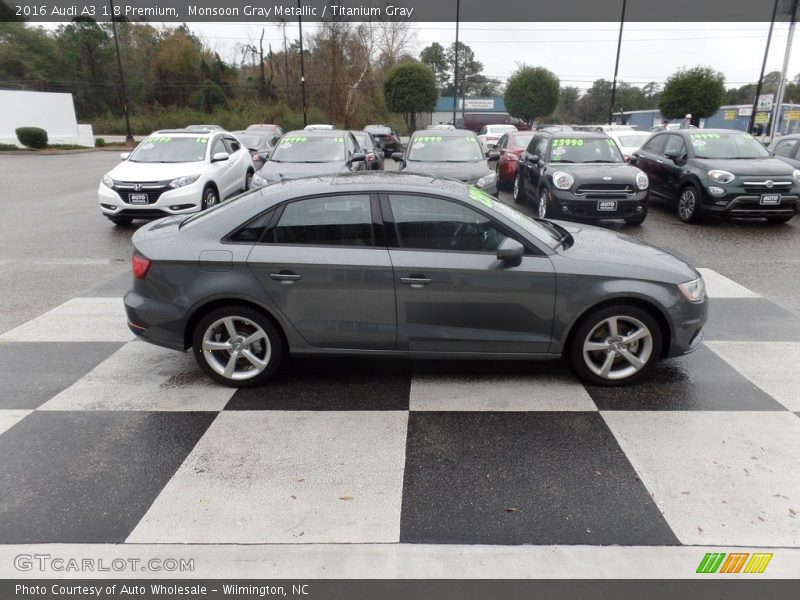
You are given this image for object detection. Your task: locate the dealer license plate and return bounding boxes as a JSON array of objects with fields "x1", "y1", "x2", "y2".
[
  {"x1": 597, "y1": 200, "x2": 617, "y2": 211},
  {"x1": 128, "y1": 193, "x2": 149, "y2": 205},
  {"x1": 760, "y1": 194, "x2": 781, "y2": 205}
]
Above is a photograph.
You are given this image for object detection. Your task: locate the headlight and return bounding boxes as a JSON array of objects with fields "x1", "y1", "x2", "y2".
[
  {"x1": 678, "y1": 277, "x2": 706, "y2": 303},
  {"x1": 793, "y1": 169, "x2": 800, "y2": 184},
  {"x1": 635, "y1": 171, "x2": 649, "y2": 190},
  {"x1": 708, "y1": 170, "x2": 734, "y2": 184},
  {"x1": 168, "y1": 174, "x2": 201, "y2": 189},
  {"x1": 250, "y1": 173, "x2": 270, "y2": 189},
  {"x1": 476, "y1": 173, "x2": 496, "y2": 189},
  {"x1": 552, "y1": 171, "x2": 574, "y2": 190},
  {"x1": 101, "y1": 174, "x2": 115, "y2": 188}
]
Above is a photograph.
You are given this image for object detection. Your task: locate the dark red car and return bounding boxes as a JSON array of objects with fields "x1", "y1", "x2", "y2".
[{"x1": 492, "y1": 131, "x2": 535, "y2": 188}]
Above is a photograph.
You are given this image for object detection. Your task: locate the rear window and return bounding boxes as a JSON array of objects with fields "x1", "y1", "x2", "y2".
[{"x1": 365, "y1": 126, "x2": 391, "y2": 135}]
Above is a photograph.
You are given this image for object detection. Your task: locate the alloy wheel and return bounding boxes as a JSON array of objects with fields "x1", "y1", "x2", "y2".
[
  {"x1": 513, "y1": 176, "x2": 521, "y2": 202},
  {"x1": 204, "y1": 188, "x2": 218, "y2": 209},
  {"x1": 539, "y1": 190, "x2": 548, "y2": 218},
  {"x1": 678, "y1": 188, "x2": 696, "y2": 221},
  {"x1": 582, "y1": 315, "x2": 653, "y2": 381},
  {"x1": 201, "y1": 316, "x2": 271, "y2": 382}
]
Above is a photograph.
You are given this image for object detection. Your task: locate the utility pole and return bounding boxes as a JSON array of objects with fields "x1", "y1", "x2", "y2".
[
  {"x1": 749, "y1": 0, "x2": 780, "y2": 134},
  {"x1": 452, "y1": 0, "x2": 460, "y2": 125},
  {"x1": 608, "y1": 0, "x2": 627, "y2": 125},
  {"x1": 109, "y1": 0, "x2": 133, "y2": 145},
  {"x1": 773, "y1": 0, "x2": 798, "y2": 136},
  {"x1": 298, "y1": 0, "x2": 307, "y2": 127}
]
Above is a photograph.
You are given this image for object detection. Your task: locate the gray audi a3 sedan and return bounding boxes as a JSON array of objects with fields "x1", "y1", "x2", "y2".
[{"x1": 124, "y1": 172, "x2": 707, "y2": 388}]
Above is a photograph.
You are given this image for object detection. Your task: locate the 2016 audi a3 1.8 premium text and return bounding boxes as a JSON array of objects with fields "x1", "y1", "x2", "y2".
[{"x1": 124, "y1": 172, "x2": 707, "y2": 388}]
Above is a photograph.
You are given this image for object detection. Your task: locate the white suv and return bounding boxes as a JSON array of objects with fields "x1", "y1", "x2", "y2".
[
  {"x1": 98, "y1": 129, "x2": 254, "y2": 225},
  {"x1": 476, "y1": 124, "x2": 518, "y2": 154}
]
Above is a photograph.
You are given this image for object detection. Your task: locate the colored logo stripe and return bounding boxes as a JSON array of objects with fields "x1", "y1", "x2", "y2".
[
  {"x1": 744, "y1": 553, "x2": 773, "y2": 574},
  {"x1": 697, "y1": 552, "x2": 773, "y2": 574}
]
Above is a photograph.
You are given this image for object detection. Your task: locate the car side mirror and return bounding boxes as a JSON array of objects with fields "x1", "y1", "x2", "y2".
[
  {"x1": 664, "y1": 149, "x2": 680, "y2": 161},
  {"x1": 255, "y1": 151, "x2": 270, "y2": 161},
  {"x1": 391, "y1": 152, "x2": 404, "y2": 162},
  {"x1": 119, "y1": 152, "x2": 130, "y2": 160},
  {"x1": 349, "y1": 152, "x2": 366, "y2": 164},
  {"x1": 270, "y1": 135, "x2": 280, "y2": 146},
  {"x1": 527, "y1": 154, "x2": 540, "y2": 164},
  {"x1": 211, "y1": 152, "x2": 230, "y2": 162},
  {"x1": 496, "y1": 238, "x2": 524, "y2": 267},
  {"x1": 487, "y1": 151, "x2": 501, "y2": 161}
]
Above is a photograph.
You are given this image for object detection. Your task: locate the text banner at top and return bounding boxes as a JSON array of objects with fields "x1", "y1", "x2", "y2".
[{"x1": 1, "y1": 0, "x2": 799, "y2": 23}]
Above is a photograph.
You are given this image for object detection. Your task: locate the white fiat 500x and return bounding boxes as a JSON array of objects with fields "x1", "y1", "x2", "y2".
[{"x1": 98, "y1": 129, "x2": 254, "y2": 225}]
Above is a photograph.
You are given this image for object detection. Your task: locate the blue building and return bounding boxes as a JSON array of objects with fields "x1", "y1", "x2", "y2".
[{"x1": 426, "y1": 96, "x2": 509, "y2": 128}]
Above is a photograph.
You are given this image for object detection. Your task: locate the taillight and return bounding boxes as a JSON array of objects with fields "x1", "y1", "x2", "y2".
[{"x1": 132, "y1": 254, "x2": 151, "y2": 279}]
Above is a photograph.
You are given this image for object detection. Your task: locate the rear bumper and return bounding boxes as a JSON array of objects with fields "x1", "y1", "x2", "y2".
[{"x1": 124, "y1": 290, "x2": 188, "y2": 351}]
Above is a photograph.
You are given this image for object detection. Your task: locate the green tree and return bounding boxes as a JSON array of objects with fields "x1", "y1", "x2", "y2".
[
  {"x1": 503, "y1": 65, "x2": 560, "y2": 127},
  {"x1": 659, "y1": 66, "x2": 725, "y2": 123},
  {"x1": 419, "y1": 42, "x2": 449, "y2": 91},
  {"x1": 383, "y1": 62, "x2": 438, "y2": 132},
  {"x1": 443, "y1": 42, "x2": 485, "y2": 96},
  {"x1": 553, "y1": 86, "x2": 581, "y2": 123}
]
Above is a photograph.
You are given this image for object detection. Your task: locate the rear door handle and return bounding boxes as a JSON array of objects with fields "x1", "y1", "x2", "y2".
[
  {"x1": 400, "y1": 275, "x2": 432, "y2": 286},
  {"x1": 269, "y1": 270, "x2": 302, "y2": 282}
]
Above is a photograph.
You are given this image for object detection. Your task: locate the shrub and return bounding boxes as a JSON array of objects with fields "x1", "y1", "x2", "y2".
[
  {"x1": 0, "y1": 143, "x2": 20, "y2": 151},
  {"x1": 15, "y1": 127, "x2": 48, "y2": 149},
  {"x1": 95, "y1": 137, "x2": 106, "y2": 147}
]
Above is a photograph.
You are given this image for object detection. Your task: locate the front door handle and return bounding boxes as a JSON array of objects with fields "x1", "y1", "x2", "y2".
[
  {"x1": 656, "y1": 159, "x2": 664, "y2": 164},
  {"x1": 269, "y1": 270, "x2": 302, "y2": 283},
  {"x1": 400, "y1": 275, "x2": 432, "y2": 287}
]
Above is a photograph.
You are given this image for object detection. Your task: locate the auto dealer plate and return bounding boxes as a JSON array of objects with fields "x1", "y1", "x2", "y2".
[
  {"x1": 760, "y1": 193, "x2": 781, "y2": 205},
  {"x1": 128, "y1": 193, "x2": 149, "y2": 205},
  {"x1": 597, "y1": 200, "x2": 617, "y2": 211}
]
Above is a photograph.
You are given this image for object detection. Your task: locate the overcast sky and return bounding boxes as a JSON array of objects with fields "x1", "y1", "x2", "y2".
[{"x1": 183, "y1": 21, "x2": 800, "y2": 94}]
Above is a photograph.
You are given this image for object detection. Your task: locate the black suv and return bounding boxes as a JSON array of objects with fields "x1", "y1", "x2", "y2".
[
  {"x1": 632, "y1": 129, "x2": 800, "y2": 223},
  {"x1": 364, "y1": 124, "x2": 403, "y2": 157},
  {"x1": 513, "y1": 131, "x2": 650, "y2": 225}
]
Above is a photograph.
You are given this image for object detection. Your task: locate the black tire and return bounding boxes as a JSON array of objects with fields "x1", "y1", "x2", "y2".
[
  {"x1": 677, "y1": 184, "x2": 702, "y2": 223},
  {"x1": 244, "y1": 170, "x2": 254, "y2": 191},
  {"x1": 201, "y1": 185, "x2": 219, "y2": 210},
  {"x1": 568, "y1": 305, "x2": 662, "y2": 387},
  {"x1": 107, "y1": 216, "x2": 132, "y2": 226},
  {"x1": 624, "y1": 213, "x2": 647, "y2": 226},
  {"x1": 192, "y1": 305, "x2": 284, "y2": 388},
  {"x1": 495, "y1": 165, "x2": 511, "y2": 191},
  {"x1": 766, "y1": 215, "x2": 793, "y2": 223},
  {"x1": 512, "y1": 173, "x2": 525, "y2": 204},
  {"x1": 537, "y1": 188, "x2": 552, "y2": 219}
]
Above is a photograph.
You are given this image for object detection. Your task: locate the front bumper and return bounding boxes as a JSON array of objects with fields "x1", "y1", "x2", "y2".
[
  {"x1": 551, "y1": 188, "x2": 649, "y2": 219},
  {"x1": 666, "y1": 295, "x2": 708, "y2": 358},
  {"x1": 699, "y1": 188, "x2": 800, "y2": 217},
  {"x1": 98, "y1": 181, "x2": 203, "y2": 220}
]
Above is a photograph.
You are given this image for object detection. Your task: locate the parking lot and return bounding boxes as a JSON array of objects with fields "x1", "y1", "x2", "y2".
[{"x1": 1, "y1": 152, "x2": 800, "y2": 576}]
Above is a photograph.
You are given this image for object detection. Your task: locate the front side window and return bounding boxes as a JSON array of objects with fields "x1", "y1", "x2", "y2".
[
  {"x1": 389, "y1": 194, "x2": 507, "y2": 253},
  {"x1": 272, "y1": 195, "x2": 373, "y2": 246},
  {"x1": 773, "y1": 139, "x2": 797, "y2": 158},
  {"x1": 211, "y1": 137, "x2": 227, "y2": 157},
  {"x1": 664, "y1": 134, "x2": 687, "y2": 157},
  {"x1": 643, "y1": 134, "x2": 668, "y2": 155},
  {"x1": 128, "y1": 135, "x2": 209, "y2": 163}
]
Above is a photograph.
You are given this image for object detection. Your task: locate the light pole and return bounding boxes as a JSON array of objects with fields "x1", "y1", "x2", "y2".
[
  {"x1": 773, "y1": 0, "x2": 798, "y2": 136},
  {"x1": 608, "y1": 0, "x2": 627, "y2": 125},
  {"x1": 749, "y1": 0, "x2": 780, "y2": 134},
  {"x1": 452, "y1": 0, "x2": 460, "y2": 125},
  {"x1": 297, "y1": 0, "x2": 307, "y2": 127},
  {"x1": 108, "y1": 0, "x2": 133, "y2": 145}
]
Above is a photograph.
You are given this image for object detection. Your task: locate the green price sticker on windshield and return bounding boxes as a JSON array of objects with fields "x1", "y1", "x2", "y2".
[
  {"x1": 145, "y1": 136, "x2": 172, "y2": 143},
  {"x1": 196, "y1": 138, "x2": 207, "y2": 143},
  {"x1": 553, "y1": 138, "x2": 584, "y2": 147},
  {"x1": 281, "y1": 136, "x2": 308, "y2": 143},
  {"x1": 690, "y1": 133, "x2": 721, "y2": 140},
  {"x1": 414, "y1": 136, "x2": 443, "y2": 143},
  {"x1": 469, "y1": 186, "x2": 494, "y2": 208}
]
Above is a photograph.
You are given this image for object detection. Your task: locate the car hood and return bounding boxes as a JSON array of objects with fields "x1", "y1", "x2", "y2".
[
  {"x1": 108, "y1": 160, "x2": 205, "y2": 182},
  {"x1": 258, "y1": 160, "x2": 348, "y2": 181},
  {"x1": 403, "y1": 160, "x2": 492, "y2": 182},
  {"x1": 555, "y1": 220, "x2": 698, "y2": 284},
  {"x1": 692, "y1": 157, "x2": 795, "y2": 177},
  {"x1": 552, "y1": 162, "x2": 642, "y2": 182}
]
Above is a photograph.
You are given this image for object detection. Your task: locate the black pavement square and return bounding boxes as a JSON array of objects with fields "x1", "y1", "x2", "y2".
[
  {"x1": 587, "y1": 346, "x2": 785, "y2": 411},
  {"x1": 225, "y1": 356, "x2": 411, "y2": 410},
  {"x1": 0, "y1": 342, "x2": 124, "y2": 409},
  {"x1": 400, "y1": 411, "x2": 679, "y2": 545},
  {"x1": 0, "y1": 411, "x2": 216, "y2": 543},
  {"x1": 704, "y1": 298, "x2": 800, "y2": 341}
]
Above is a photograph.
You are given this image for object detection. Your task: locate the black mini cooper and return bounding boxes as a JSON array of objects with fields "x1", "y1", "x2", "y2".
[{"x1": 513, "y1": 131, "x2": 650, "y2": 225}]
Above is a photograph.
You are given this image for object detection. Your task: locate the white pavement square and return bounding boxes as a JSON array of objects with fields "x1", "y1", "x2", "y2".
[
  {"x1": 410, "y1": 373, "x2": 596, "y2": 412},
  {"x1": 603, "y1": 411, "x2": 800, "y2": 547},
  {"x1": 127, "y1": 411, "x2": 409, "y2": 544},
  {"x1": 706, "y1": 341, "x2": 800, "y2": 412},
  {"x1": 0, "y1": 298, "x2": 134, "y2": 342},
  {"x1": 0, "y1": 410, "x2": 31, "y2": 435},
  {"x1": 39, "y1": 342, "x2": 235, "y2": 412},
  {"x1": 697, "y1": 268, "x2": 761, "y2": 299}
]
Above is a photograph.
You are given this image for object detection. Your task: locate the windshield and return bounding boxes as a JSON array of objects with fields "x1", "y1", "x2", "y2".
[
  {"x1": 269, "y1": 135, "x2": 345, "y2": 162},
  {"x1": 549, "y1": 137, "x2": 624, "y2": 163},
  {"x1": 408, "y1": 135, "x2": 484, "y2": 162},
  {"x1": 488, "y1": 125, "x2": 517, "y2": 135},
  {"x1": 467, "y1": 186, "x2": 562, "y2": 250},
  {"x1": 616, "y1": 134, "x2": 650, "y2": 147},
  {"x1": 352, "y1": 132, "x2": 370, "y2": 147},
  {"x1": 365, "y1": 126, "x2": 391, "y2": 135},
  {"x1": 129, "y1": 135, "x2": 208, "y2": 163},
  {"x1": 689, "y1": 132, "x2": 769, "y2": 159},
  {"x1": 236, "y1": 134, "x2": 266, "y2": 148}
]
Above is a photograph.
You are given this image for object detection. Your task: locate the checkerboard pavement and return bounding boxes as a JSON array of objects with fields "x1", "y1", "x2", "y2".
[{"x1": 0, "y1": 268, "x2": 799, "y2": 549}]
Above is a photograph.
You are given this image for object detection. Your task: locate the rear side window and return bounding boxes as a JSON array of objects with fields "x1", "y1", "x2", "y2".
[
  {"x1": 272, "y1": 195, "x2": 373, "y2": 247},
  {"x1": 227, "y1": 211, "x2": 273, "y2": 243}
]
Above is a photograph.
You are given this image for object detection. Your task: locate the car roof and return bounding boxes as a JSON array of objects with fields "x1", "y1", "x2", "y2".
[
  {"x1": 153, "y1": 129, "x2": 221, "y2": 136},
  {"x1": 537, "y1": 130, "x2": 611, "y2": 139},
  {"x1": 282, "y1": 129, "x2": 351, "y2": 138},
  {"x1": 664, "y1": 128, "x2": 746, "y2": 135},
  {"x1": 411, "y1": 129, "x2": 477, "y2": 138}
]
